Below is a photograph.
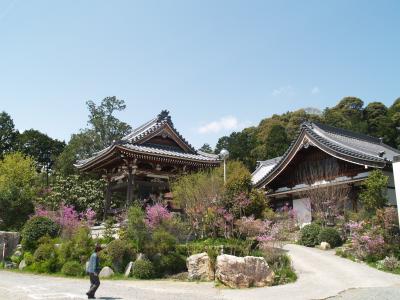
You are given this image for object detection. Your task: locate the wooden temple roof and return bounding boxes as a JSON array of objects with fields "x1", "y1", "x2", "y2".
[
  {"x1": 253, "y1": 121, "x2": 400, "y2": 188},
  {"x1": 75, "y1": 110, "x2": 220, "y2": 171}
]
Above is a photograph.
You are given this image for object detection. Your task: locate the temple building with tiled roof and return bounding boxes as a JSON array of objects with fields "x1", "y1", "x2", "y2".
[
  {"x1": 252, "y1": 122, "x2": 399, "y2": 224},
  {"x1": 76, "y1": 110, "x2": 220, "y2": 216}
]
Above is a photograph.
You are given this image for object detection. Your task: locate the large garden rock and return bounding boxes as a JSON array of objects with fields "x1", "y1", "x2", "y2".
[
  {"x1": 136, "y1": 253, "x2": 146, "y2": 261},
  {"x1": 187, "y1": 252, "x2": 214, "y2": 281},
  {"x1": 320, "y1": 242, "x2": 331, "y2": 250},
  {"x1": 19, "y1": 259, "x2": 26, "y2": 270},
  {"x1": 124, "y1": 261, "x2": 134, "y2": 277},
  {"x1": 215, "y1": 254, "x2": 274, "y2": 288},
  {"x1": 99, "y1": 266, "x2": 114, "y2": 278}
]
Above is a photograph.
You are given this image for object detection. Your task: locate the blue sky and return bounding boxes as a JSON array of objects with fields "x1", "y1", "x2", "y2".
[{"x1": 0, "y1": 0, "x2": 399, "y2": 149}]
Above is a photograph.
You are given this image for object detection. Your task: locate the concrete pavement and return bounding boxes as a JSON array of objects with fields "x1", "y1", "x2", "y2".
[{"x1": 1, "y1": 244, "x2": 399, "y2": 300}]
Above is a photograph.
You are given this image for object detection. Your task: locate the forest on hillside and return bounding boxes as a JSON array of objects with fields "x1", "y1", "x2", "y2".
[{"x1": 210, "y1": 97, "x2": 400, "y2": 171}]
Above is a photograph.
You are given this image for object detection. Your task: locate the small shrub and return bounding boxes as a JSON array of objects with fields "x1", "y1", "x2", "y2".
[
  {"x1": 154, "y1": 253, "x2": 187, "y2": 276},
  {"x1": 261, "y1": 250, "x2": 296, "y2": 285},
  {"x1": 23, "y1": 252, "x2": 34, "y2": 265},
  {"x1": 32, "y1": 237, "x2": 59, "y2": 273},
  {"x1": 69, "y1": 226, "x2": 94, "y2": 264},
  {"x1": 11, "y1": 254, "x2": 23, "y2": 264},
  {"x1": 105, "y1": 239, "x2": 136, "y2": 273},
  {"x1": 21, "y1": 216, "x2": 60, "y2": 251},
  {"x1": 61, "y1": 261, "x2": 84, "y2": 276},
  {"x1": 34, "y1": 239, "x2": 56, "y2": 262},
  {"x1": 376, "y1": 256, "x2": 400, "y2": 271},
  {"x1": 148, "y1": 229, "x2": 177, "y2": 255},
  {"x1": 273, "y1": 265, "x2": 297, "y2": 285},
  {"x1": 318, "y1": 227, "x2": 342, "y2": 248},
  {"x1": 132, "y1": 259, "x2": 155, "y2": 279},
  {"x1": 103, "y1": 218, "x2": 116, "y2": 243},
  {"x1": 126, "y1": 204, "x2": 148, "y2": 252},
  {"x1": 299, "y1": 223, "x2": 322, "y2": 247}
]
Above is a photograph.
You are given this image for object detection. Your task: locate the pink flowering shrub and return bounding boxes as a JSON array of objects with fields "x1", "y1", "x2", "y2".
[
  {"x1": 235, "y1": 216, "x2": 269, "y2": 238},
  {"x1": 145, "y1": 204, "x2": 172, "y2": 229},
  {"x1": 351, "y1": 231, "x2": 386, "y2": 260},
  {"x1": 344, "y1": 220, "x2": 387, "y2": 261},
  {"x1": 34, "y1": 203, "x2": 96, "y2": 238}
]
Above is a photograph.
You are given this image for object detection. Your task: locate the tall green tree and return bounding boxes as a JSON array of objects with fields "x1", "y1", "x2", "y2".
[
  {"x1": 198, "y1": 143, "x2": 213, "y2": 153},
  {"x1": 0, "y1": 152, "x2": 37, "y2": 230},
  {"x1": 86, "y1": 96, "x2": 132, "y2": 149},
  {"x1": 215, "y1": 127, "x2": 258, "y2": 170},
  {"x1": 363, "y1": 102, "x2": 395, "y2": 146},
  {"x1": 18, "y1": 129, "x2": 65, "y2": 170},
  {"x1": 389, "y1": 97, "x2": 400, "y2": 148},
  {"x1": 0, "y1": 111, "x2": 19, "y2": 158},
  {"x1": 324, "y1": 97, "x2": 367, "y2": 133},
  {"x1": 56, "y1": 96, "x2": 132, "y2": 175}
]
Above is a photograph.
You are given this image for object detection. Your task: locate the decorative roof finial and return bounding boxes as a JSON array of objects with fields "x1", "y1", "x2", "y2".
[{"x1": 157, "y1": 110, "x2": 170, "y2": 122}]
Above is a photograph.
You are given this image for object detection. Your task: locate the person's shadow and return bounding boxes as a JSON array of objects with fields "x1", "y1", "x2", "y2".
[{"x1": 98, "y1": 297, "x2": 123, "y2": 300}]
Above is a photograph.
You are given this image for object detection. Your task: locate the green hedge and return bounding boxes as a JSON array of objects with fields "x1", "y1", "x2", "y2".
[{"x1": 299, "y1": 223, "x2": 322, "y2": 247}]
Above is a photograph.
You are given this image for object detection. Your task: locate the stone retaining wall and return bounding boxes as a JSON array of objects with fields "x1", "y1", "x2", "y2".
[{"x1": 0, "y1": 231, "x2": 20, "y2": 260}]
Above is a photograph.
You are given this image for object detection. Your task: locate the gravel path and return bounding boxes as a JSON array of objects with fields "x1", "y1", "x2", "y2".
[{"x1": 1, "y1": 244, "x2": 399, "y2": 300}]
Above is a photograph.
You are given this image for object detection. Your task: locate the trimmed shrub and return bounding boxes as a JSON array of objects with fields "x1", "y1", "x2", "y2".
[
  {"x1": 318, "y1": 227, "x2": 342, "y2": 248},
  {"x1": 132, "y1": 259, "x2": 155, "y2": 279},
  {"x1": 299, "y1": 223, "x2": 322, "y2": 247},
  {"x1": 61, "y1": 261, "x2": 84, "y2": 276},
  {"x1": 21, "y1": 216, "x2": 60, "y2": 251}
]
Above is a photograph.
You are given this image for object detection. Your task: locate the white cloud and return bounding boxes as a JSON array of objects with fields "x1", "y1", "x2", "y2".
[
  {"x1": 197, "y1": 116, "x2": 250, "y2": 134},
  {"x1": 272, "y1": 85, "x2": 294, "y2": 97},
  {"x1": 311, "y1": 86, "x2": 320, "y2": 95}
]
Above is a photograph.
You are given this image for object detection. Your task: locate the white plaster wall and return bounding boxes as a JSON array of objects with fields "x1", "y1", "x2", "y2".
[
  {"x1": 293, "y1": 198, "x2": 312, "y2": 226},
  {"x1": 393, "y1": 160, "x2": 400, "y2": 226}
]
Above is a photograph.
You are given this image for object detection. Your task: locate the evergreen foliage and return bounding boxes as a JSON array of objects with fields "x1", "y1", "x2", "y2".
[{"x1": 359, "y1": 170, "x2": 389, "y2": 212}]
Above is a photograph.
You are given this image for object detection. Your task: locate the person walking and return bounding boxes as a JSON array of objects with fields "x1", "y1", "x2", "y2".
[{"x1": 86, "y1": 245, "x2": 101, "y2": 299}]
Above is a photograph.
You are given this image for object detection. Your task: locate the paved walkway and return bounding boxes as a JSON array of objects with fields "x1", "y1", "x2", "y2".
[{"x1": 1, "y1": 244, "x2": 399, "y2": 300}]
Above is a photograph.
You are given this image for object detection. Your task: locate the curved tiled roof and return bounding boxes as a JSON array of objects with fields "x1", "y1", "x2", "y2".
[
  {"x1": 251, "y1": 157, "x2": 282, "y2": 185},
  {"x1": 253, "y1": 121, "x2": 400, "y2": 188},
  {"x1": 121, "y1": 110, "x2": 197, "y2": 153},
  {"x1": 75, "y1": 110, "x2": 220, "y2": 170}
]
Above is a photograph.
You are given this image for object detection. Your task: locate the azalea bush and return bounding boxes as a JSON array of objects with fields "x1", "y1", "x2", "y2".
[
  {"x1": 376, "y1": 256, "x2": 400, "y2": 271},
  {"x1": 145, "y1": 204, "x2": 172, "y2": 229},
  {"x1": 35, "y1": 203, "x2": 96, "y2": 238},
  {"x1": 347, "y1": 221, "x2": 386, "y2": 261}
]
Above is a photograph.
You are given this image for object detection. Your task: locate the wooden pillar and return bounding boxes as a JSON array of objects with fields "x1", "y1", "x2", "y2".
[
  {"x1": 125, "y1": 159, "x2": 137, "y2": 208},
  {"x1": 103, "y1": 175, "x2": 112, "y2": 220},
  {"x1": 126, "y1": 168, "x2": 134, "y2": 207}
]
